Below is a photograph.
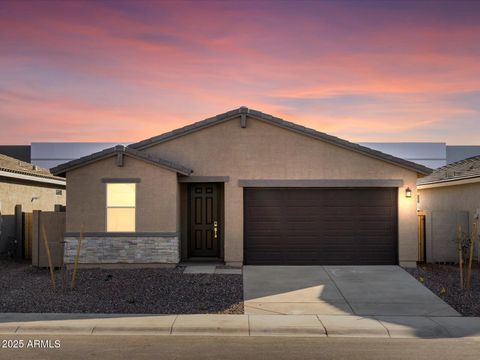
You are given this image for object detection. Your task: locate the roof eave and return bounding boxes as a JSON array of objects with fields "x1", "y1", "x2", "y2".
[
  {"x1": 0, "y1": 169, "x2": 66, "y2": 186},
  {"x1": 417, "y1": 174, "x2": 480, "y2": 188},
  {"x1": 51, "y1": 146, "x2": 192, "y2": 177}
]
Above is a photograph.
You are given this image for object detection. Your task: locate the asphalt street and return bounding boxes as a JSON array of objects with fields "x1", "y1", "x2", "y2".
[{"x1": 0, "y1": 335, "x2": 479, "y2": 360}]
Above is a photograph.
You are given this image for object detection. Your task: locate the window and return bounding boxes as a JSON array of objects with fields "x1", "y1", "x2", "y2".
[{"x1": 106, "y1": 183, "x2": 136, "y2": 232}]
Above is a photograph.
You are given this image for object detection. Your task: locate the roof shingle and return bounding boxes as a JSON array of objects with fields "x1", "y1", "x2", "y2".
[
  {"x1": 0, "y1": 153, "x2": 65, "y2": 182},
  {"x1": 417, "y1": 155, "x2": 480, "y2": 185},
  {"x1": 50, "y1": 145, "x2": 192, "y2": 176}
]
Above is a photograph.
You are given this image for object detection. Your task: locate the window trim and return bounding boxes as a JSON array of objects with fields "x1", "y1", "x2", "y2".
[{"x1": 105, "y1": 182, "x2": 137, "y2": 232}]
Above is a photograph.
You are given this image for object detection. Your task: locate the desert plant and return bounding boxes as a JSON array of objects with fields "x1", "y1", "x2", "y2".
[
  {"x1": 454, "y1": 222, "x2": 478, "y2": 290},
  {"x1": 466, "y1": 221, "x2": 477, "y2": 289}
]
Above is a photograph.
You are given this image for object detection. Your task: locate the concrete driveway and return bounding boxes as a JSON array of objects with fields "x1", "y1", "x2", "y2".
[{"x1": 244, "y1": 266, "x2": 460, "y2": 316}]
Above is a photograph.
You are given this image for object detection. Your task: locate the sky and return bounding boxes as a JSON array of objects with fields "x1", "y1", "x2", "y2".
[{"x1": 0, "y1": 0, "x2": 479, "y2": 144}]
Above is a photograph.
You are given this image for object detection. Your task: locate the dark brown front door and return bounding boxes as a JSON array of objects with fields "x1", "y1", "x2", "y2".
[{"x1": 188, "y1": 183, "x2": 221, "y2": 257}]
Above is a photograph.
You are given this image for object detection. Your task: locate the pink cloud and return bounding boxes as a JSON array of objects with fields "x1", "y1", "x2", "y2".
[{"x1": 0, "y1": 0, "x2": 479, "y2": 144}]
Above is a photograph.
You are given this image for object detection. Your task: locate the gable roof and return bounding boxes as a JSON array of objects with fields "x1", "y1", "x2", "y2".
[
  {"x1": 128, "y1": 107, "x2": 432, "y2": 175},
  {"x1": 51, "y1": 145, "x2": 192, "y2": 176},
  {"x1": 417, "y1": 155, "x2": 480, "y2": 186},
  {"x1": 0, "y1": 153, "x2": 66, "y2": 185}
]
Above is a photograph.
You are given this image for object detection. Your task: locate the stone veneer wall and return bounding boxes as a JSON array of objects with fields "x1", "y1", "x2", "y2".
[{"x1": 64, "y1": 236, "x2": 179, "y2": 264}]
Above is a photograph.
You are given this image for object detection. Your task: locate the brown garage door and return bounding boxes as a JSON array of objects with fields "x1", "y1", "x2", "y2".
[{"x1": 244, "y1": 188, "x2": 398, "y2": 265}]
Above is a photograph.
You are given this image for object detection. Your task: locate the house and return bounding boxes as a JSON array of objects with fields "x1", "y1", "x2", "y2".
[
  {"x1": 0, "y1": 154, "x2": 66, "y2": 256},
  {"x1": 417, "y1": 156, "x2": 480, "y2": 262},
  {"x1": 51, "y1": 107, "x2": 431, "y2": 267}
]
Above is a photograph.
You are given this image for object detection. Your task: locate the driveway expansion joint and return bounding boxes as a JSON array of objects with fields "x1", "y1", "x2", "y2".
[
  {"x1": 316, "y1": 315, "x2": 328, "y2": 336},
  {"x1": 320, "y1": 266, "x2": 355, "y2": 314},
  {"x1": 375, "y1": 318, "x2": 392, "y2": 338}
]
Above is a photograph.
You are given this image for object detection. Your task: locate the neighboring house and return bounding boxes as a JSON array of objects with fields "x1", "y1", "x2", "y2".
[
  {"x1": 3, "y1": 141, "x2": 480, "y2": 170},
  {"x1": 417, "y1": 156, "x2": 480, "y2": 262},
  {"x1": 51, "y1": 107, "x2": 431, "y2": 267},
  {"x1": 0, "y1": 154, "x2": 66, "y2": 255}
]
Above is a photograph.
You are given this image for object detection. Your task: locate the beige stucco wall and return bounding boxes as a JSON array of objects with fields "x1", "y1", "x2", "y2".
[
  {"x1": 418, "y1": 182, "x2": 480, "y2": 262},
  {"x1": 0, "y1": 178, "x2": 65, "y2": 253},
  {"x1": 419, "y1": 182, "x2": 480, "y2": 223},
  {"x1": 141, "y1": 116, "x2": 420, "y2": 266},
  {"x1": 66, "y1": 156, "x2": 178, "y2": 233}
]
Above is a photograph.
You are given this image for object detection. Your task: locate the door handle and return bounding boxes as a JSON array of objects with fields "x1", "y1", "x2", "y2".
[{"x1": 214, "y1": 221, "x2": 218, "y2": 239}]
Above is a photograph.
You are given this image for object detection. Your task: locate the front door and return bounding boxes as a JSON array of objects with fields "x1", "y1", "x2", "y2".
[{"x1": 188, "y1": 183, "x2": 221, "y2": 257}]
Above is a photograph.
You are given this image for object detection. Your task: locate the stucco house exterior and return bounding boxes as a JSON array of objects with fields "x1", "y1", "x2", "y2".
[
  {"x1": 0, "y1": 154, "x2": 66, "y2": 256},
  {"x1": 51, "y1": 107, "x2": 431, "y2": 267},
  {"x1": 417, "y1": 156, "x2": 480, "y2": 262}
]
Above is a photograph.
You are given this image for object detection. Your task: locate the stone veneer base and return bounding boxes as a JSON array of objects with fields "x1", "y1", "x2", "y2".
[{"x1": 64, "y1": 236, "x2": 180, "y2": 264}]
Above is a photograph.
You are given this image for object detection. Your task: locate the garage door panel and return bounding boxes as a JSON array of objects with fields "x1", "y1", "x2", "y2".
[
  {"x1": 245, "y1": 189, "x2": 280, "y2": 200},
  {"x1": 285, "y1": 190, "x2": 321, "y2": 201},
  {"x1": 358, "y1": 222, "x2": 395, "y2": 230},
  {"x1": 322, "y1": 222, "x2": 356, "y2": 230},
  {"x1": 246, "y1": 221, "x2": 282, "y2": 229},
  {"x1": 246, "y1": 206, "x2": 282, "y2": 217},
  {"x1": 323, "y1": 207, "x2": 357, "y2": 217},
  {"x1": 284, "y1": 236, "x2": 319, "y2": 244},
  {"x1": 285, "y1": 206, "x2": 319, "y2": 216},
  {"x1": 285, "y1": 230, "x2": 318, "y2": 238},
  {"x1": 244, "y1": 188, "x2": 398, "y2": 265},
  {"x1": 247, "y1": 232, "x2": 283, "y2": 238},
  {"x1": 358, "y1": 206, "x2": 395, "y2": 216},
  {"x1": 284, "y1": 252, "x2": 320, "y2": 262}
]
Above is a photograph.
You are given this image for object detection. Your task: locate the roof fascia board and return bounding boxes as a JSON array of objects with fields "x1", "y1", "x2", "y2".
[
  {"x1": 52, "y1": 150, "x2": 191, "y2": 176},
  {"x1": 417, "y1": 176, "x2": 480, "y2": 189},
  {"x1": 0, "y1": 170, "x2": 66, "y2": 186}
]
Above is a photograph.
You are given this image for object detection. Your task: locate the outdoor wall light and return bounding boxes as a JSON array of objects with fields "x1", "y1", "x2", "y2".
[{"x1": 405, "y1": 187, "x2": 412, "y2": 198}]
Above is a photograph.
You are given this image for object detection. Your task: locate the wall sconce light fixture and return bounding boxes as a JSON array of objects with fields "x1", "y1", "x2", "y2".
[{"x1": 405, "y1": 187, "x2": 412, "y2": 198}]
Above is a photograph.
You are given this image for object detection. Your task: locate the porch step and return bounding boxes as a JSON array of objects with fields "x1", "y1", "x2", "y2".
[{"x1": 182, "y1": 265, "x2": 242, "y2": 275}]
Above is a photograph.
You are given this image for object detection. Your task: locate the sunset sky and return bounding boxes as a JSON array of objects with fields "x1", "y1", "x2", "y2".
[{"x1": 0, "y1": 0, "x2": 479, "y2": 144}]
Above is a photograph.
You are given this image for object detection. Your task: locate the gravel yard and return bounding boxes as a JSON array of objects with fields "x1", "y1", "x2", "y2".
[
  {"x1": 405, "y1": 264, "x2": 480, "y2": 316},
  {"x1": 0, "y1": 259, "x2": 243, "y2": 314}
]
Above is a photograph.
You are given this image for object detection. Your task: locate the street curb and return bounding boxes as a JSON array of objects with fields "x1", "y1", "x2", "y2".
[{"x1": 0, "y1": 314, "x2": 479, "y2": 339}]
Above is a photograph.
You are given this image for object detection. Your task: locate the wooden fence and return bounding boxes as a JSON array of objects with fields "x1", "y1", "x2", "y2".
[
  {"x1": 31, "y1": 210, "x2": 66, "y2": 268},
  {"x1": 417, "y1": 212, "x2": 426, "y2": 262},
  {"x1": 23, "y1": 212, "x2": 33, "y2": 259},
  {"x1": 14, "y1": 205, "x2": 66, "y2": 266}
]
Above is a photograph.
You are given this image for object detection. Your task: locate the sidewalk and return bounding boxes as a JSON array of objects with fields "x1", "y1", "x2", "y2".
[{"x1": 1, "y1": 313, "x2": 480, "y2": 339}]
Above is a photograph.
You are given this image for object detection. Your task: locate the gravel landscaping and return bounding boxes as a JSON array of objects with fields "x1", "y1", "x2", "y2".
[
  {"x1": 405, "y1": 264, "x2": 480, "y2": 316},
  {"x1": 0, "y1": 258, "x2": 243, "y2": 314}
]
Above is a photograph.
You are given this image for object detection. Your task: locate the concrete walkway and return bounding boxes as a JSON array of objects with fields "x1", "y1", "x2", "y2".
[
  {"x1": 0, "y1": 313, "x2": 479, "y2": 339},
  {"x1": 244, "y1": 266, "x2": 459, "y2": 316}
]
